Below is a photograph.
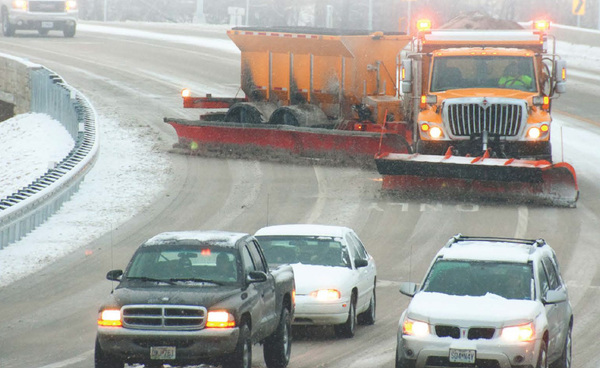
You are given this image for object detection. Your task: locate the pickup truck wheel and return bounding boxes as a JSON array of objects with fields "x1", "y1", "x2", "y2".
[
  {"x1": 264, "y1": 308, "x2": 292, "y2": 368},
  {"x1": 38, "y1": 29, "x2": 49, "y2": 36},
  {"x1": 222, "y1": 324, "x2": 251, "y2": 368},
  {"x1": 94, "y1": 338, "x2": 124, "y2": 368},
  {"x1": 2, "y1": 11, "x2": 15, "y2": 37},
  {"x1": 358, "y1": 288, "x2": 376, "y2": 325},
  {"x1": 334, "y1": 296, "x2": 356, "y2": 338},
  {"x1": 63, "y1": 25, "x2": 76, "y2": 38}
]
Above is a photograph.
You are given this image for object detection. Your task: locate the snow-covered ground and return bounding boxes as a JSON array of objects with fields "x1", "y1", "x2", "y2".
[{"x1": 1, "y1": 23, "x2": 599, "y2": 288}]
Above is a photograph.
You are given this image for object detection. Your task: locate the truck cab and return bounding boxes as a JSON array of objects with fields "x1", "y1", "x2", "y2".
[
  {"x1": 1, "y1": 0, "x2": 78, "y2": 37},
  {"x1": 401, "y1": 21, "x2": 567, "y2": 161}
]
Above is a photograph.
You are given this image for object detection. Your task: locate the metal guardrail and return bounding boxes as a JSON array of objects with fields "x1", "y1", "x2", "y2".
[{"x1": 0, "y1": 65, "x2": 99, "y2": 248}]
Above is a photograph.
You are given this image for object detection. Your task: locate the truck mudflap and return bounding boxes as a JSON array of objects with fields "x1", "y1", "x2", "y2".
[
  {"x1": 164, "y1": 118, "x2": 410, "y2": 167},
  {"x1": 375, "y1": 151, "x2": 579, "y2": 207}
]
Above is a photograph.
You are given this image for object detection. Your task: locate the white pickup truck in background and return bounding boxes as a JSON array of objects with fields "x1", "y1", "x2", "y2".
[{"x1": 1, "y1": 0, "x2": 77, "y2": 37}]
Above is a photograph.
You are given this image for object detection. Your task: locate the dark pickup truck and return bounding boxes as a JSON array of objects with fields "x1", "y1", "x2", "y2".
[{"x1": 95, "y1": 230, "x2": 295, "y2": 368}]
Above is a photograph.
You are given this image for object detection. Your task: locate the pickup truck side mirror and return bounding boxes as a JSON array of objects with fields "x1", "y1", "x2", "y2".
[
  {"x1": 399, "y1": 282, "x2": 419, "y2": 297},
  {"x1": 354, "y1": 259, "x2": 369, "y2": 268},
  {"x1": 106, "y1": 269, "x2": 123, "y2": 282},
  {"x1": 247, "y1": 271, "x2": 268, "y2": 284}
]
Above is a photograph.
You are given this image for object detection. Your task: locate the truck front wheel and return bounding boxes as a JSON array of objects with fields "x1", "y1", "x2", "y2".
[
  {"x1": 94, "y1": 338, "x2": 124, "y2": 368},
  {"x1": 2, "y1": 11, "x2": 15, "y2": 37},
  {"x1": 264, "y1": 308, "x2": 292, "y2": 368},
  {"x1": 223, "y1": 323, "x2": 252, "y2": 368}
]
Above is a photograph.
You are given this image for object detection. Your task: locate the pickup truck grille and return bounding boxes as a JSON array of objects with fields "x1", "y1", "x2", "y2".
[
  {"x1": 122, "y1": 305, "x2": 207, "y2": 330},
  {"x1": 445, "y1": 100, "x2": 524, "y2": 137},
  {"x1": 29, "y1": 1, "x2": 66, "y2": 13}
]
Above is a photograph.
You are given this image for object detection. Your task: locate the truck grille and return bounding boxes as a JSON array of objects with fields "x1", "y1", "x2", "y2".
[
  {"x1": 122, "y1": 305, "x2": 207, "y2": 330},
  {"x1": 29, "y1": 1, "x2": 66, "y2": 13},
  {"x1": 445, "y1": 100, "x2": 524, "y2": 137},
  {"x1": 435, "y1": 325, "x2": 495, "y2": 340}
]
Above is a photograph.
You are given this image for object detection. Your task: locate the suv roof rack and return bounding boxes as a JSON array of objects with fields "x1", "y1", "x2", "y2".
[{"x1": 446, "y1": 234, "x2": 547, "y2": 248}]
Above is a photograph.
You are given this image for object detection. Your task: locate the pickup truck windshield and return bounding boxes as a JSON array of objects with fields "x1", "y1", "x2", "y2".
[
  {"x1": 422, "y1": 260, "x2": 534, "y2": 300},
  {"x1": 430, "y1": 55, "x2": 537, "y2": 93},
  {"x1": 257, "y1": 236, "x2": 351, "y2": 268},
  {"x1": 125, "y1": 247, "x2": 240, "y2": 285}
]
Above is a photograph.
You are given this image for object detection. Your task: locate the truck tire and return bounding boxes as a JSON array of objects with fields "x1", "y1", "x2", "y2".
[
  {"x1": 63, "y1": 25, "x2": 76, "y2": 38},
  {"x1": 334, "y1": 295, "x2": 356, "y2": 338},
  {"x1": 222, "y1": 323, "x2": 252, "y2": 368},
  {"x1": 358, "y1": 288, "x2": 376, "y2": 325},
  {"x1": 264, "y1": 308, "x2": 292, "y2": 368},
  {"x1": 2, "y1": 11, "x2": 14, "y2": 37},
  {"x1": 94, "y1": 338, "x2": 124, "y2": 368}
]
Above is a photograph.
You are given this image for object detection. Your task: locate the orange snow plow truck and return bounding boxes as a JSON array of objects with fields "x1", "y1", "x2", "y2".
[{"x1": 164, "y1": 19, "x2": 578, "y2": 207}]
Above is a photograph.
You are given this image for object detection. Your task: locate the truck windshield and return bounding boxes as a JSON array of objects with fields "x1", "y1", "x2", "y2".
[
  {"x1": 125, "y1": 246, "x2": 240, "y2": 285},
  {"x1": 422, "y1": 260, "x2": 533, "y2": 300},
  {"x1": 430, "y1": 56, "x2": 537, "y2": 93},
  {"x1": 256, "y1": 236, "x2": 351, "y2": 268}
]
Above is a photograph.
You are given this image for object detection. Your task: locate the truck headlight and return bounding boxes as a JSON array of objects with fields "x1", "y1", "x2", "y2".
[
  {"x1": 501, "y1": 322, "x2": 535, "y2": 342},
  {"x1": 66, "y1": 0, "x2": 77, "y2": 10},
  {"x1": 98, "y1": 309, "x2": 122, "y2": 327},
  {"x1": 12, "y1": 0, "x2": 27, "y2": 10},
  {"x1": 402, "y1": 318, "x2": 430, "y2": 337},
  {"x1": 527, "y1": 124, "x2": 549, "y2": 140},
  {"x1": 206, "y1": 311, "x2": 236, "y2": 328}
]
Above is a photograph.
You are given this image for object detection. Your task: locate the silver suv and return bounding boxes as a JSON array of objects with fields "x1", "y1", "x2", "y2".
[
  {"x1": 396, "y1": 235, "x2": 572, "y2": 368},
  {"x1": 1, "y1": 0, "x2": 78, "y2": 37}
]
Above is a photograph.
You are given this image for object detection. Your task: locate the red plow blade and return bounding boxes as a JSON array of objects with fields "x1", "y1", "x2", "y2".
[{"x1": 375, "y1": 152, "x2": 579, "y2": 207}]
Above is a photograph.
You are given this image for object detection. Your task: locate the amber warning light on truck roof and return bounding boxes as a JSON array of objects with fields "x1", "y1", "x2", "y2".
[
  {"x1": 533, "y1": 20, "x2": 551, "y2": 31},
  {"x1": 416, "y1": 19, "x2": 432, "y2": 32}
]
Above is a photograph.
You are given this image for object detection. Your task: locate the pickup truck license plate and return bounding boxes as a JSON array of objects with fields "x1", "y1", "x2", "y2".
[
  {"x1": 449, "y1": 348, "x2": 476, "y2": 364},
  {"x1": 150, "y1": 346, "x2": 176, "y2": 360},
  {"x1": 41, "y1": 22, "x2": 54, "y2": 28}
]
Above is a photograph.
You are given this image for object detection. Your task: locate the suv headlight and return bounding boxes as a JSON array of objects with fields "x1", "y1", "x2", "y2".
[
  {"x1": 501, "y1": 322, "x2": 535, "y2": 341},
  {"x1": 402, "y1": 317, "x2": 430, "y2": 337}
]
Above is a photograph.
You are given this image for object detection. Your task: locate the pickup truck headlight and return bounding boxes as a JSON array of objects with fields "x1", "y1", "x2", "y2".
[
  {"x1": 12, "y1": 0, "x2": 27, "y2": 10},
  {"x1": 98, "y1": 309, "x2": 122, "y2": 327},
  {"x1": 501, "y1": 322, "x2": 535, "y2": 342},
  {"x1": 206, "y1": 311, "x2": 236, "y2": 328},
  {"x1": 402, "y1": 317, "x2": 429, "y2": 337},
  {"x1": 66, "y1": 0, "x2": 77, "y2": 10},
  {"x1": 310, "y1": 289, "x2": 341, "y2": 301}
]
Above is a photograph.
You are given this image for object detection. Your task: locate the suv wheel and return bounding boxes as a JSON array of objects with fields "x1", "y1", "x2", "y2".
[
  {"x1": 556, "y1": 324, "x2": 572, "y2": 368},
  {"x1": 264, "y1": 308, "x2": 292, "y2": 368},
  {"x1": 94, "y1": 338, "x2": 124, "y2": 368},
  {"x1": 334, "y1": 295, "x2": 356, "y2": 338},
  {"x1": 223, "y1": 323, "x2": 251, "y2": 368},
  {"x1": 2, "y1": 11, "x2": 15, "y2": 37}
]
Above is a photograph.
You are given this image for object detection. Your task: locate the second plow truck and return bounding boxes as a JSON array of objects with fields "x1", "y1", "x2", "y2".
[{"x1": 164, "y1": 19, "x2": 578, "y2": 207}]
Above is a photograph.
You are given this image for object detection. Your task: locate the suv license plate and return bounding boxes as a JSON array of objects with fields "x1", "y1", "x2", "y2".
[
  {"x1": 449, "y1": 348, "x2": 476, "y2": 364},
  {"x1": 150, "y1": 346, "x2": 176, "y2": 360},
  {"x1": 41, "y1": 22, "x2": 54, "y2": 28}
]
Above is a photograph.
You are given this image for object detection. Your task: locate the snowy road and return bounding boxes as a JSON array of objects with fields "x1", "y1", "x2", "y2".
[{"x1": 1, "y1": 22, "x2": 600, "y2": 368}]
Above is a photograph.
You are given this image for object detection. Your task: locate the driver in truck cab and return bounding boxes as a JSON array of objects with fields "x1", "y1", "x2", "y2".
[{"x1": 498, "y1": 61, "x2": 533, "y2": 90}]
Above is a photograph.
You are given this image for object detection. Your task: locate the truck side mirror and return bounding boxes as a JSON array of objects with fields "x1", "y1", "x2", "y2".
[
  {"x1": 106, "y1": 269, "x2": 123, "y2": 281},
  {"x1": 401, "y1": 59, "x2": 413, "y2": 94},
  {"x1": 542, "y1": 289, "x2": 568, "y2": 305},
  {"x1": 247, "y1": 271, "x2": 268, "y2": 283}
]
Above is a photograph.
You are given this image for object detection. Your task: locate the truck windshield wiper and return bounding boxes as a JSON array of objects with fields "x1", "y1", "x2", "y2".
[
  {"x1": 169, "y1": 278, "x2": 223, "y2": 285},
  {"x1": 127, "y1": 276, "x2": 176, "y2": 285}
]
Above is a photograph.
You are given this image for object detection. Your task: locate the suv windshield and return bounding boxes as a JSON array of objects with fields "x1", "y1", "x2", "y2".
[
  {"x1": 125, "y1": 246, "x2": 240, "y2": 285},
  {"x1": 256, "y1": 236, "x2": 351, "y2": 268},
  {"x1": 422, "y1": 260, "x2": 533, "y2": 300}
]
